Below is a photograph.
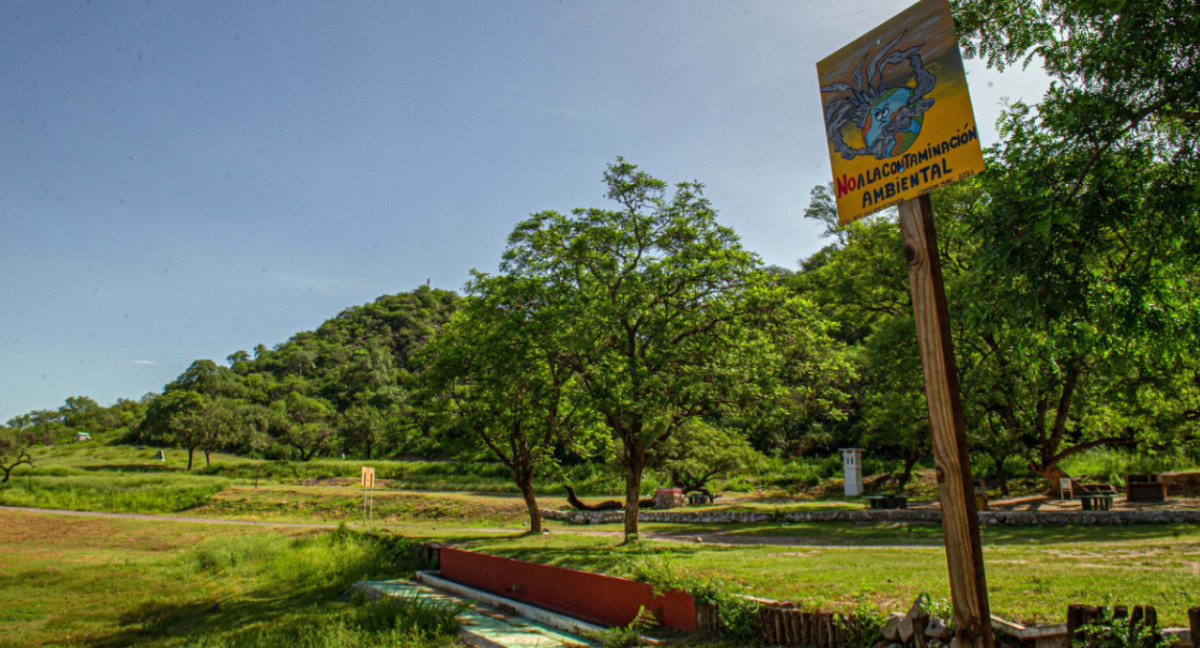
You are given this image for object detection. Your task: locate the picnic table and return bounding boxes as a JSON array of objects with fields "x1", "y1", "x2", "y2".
[
  {"x1": 865, "y1": 494, "x2": 908, "y2": 510},
  {"x1": 1079, "y1": 493, "x2": 1114, "y2": 511},
  {"x1": 687, "y1": 492, "x2": 718, "y2": 506}
]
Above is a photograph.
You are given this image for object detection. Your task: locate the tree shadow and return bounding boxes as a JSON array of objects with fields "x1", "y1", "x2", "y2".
[
  {"x1": 87, "y1": 582, "x2": 358, "y2": 648},
  {"x1": 79, "y1": 464, "x2": 183, "y2": 474}
]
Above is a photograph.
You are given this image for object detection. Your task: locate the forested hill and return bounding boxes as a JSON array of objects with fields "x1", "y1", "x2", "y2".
[
  {"x1": 141, "y1": 284, "x2": 460, "y2": 465},
  {"x1": 227, "y1": 285, "x2": 460, "y2": 412},
  {"x1": 3, "y1": 286, "x2": 461, "y2": 467}
]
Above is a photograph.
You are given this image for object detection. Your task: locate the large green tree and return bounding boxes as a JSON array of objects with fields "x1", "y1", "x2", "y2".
[
  {"x1": 497, "y1": 159, "x2": 816, "y2": 541},
  {"x1": 950, "y1": 0, "x2": 1200, "y2": 483},
  {"x1": 419, "y1": 275, "x2": 600, "y2": 533}
]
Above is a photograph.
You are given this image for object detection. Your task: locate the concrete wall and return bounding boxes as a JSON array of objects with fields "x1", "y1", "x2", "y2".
[{"x1": 438, "y1": 546, "x2": 696, "y2": 631}]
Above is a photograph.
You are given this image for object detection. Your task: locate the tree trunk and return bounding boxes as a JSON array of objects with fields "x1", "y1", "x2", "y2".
[
  {"x1": 622, "y1": 441, "x2": 646, "y2": 543},
  {"x1": 516, "y1": 470, "x2": 542, "y2": 534},
  {"x1": 993, "y1": 455, "x2": 1009, "y2": 496},
  {"x1": 1031, "y1": 462, "x2": 1069, "y2": 494},
  {"x1": 896, "y1": 451, "x2": 919, "y2": 490},
  {"x1": 187, "y1": 446, "x2": 195, "y2": 470},
  {"x1": 204, "y1": 448, "x2": 211, "y2": 467}
]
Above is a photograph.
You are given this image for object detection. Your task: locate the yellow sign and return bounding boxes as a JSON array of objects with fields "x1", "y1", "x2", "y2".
[
  {"x1": 817, "y1": 0, "x2": 985, "y2": 225},
  {"x1": 361, "y1": 466, "x2": 375, "y2": 489}
]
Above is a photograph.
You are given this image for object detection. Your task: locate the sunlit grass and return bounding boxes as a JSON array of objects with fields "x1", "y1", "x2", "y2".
[
  {"x1": 463, "y1": 525, "x2": 1200, "y2": 628},
  {"x1": 0, "y1": 510, "x2": 455, "y2": 648}
]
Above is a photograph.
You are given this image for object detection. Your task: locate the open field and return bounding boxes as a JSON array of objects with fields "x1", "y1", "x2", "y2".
[{"x1": 7, "y1": 438, "x2": 1200, "y2": 642}]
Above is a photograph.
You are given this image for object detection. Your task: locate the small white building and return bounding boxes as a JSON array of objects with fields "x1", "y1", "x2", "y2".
[
  {"x1": 840, "y1": 448, "x2": 864, "y2": 497},
  {"x1": 75, "y1": 431, "x2": 91, "y2": 442}
]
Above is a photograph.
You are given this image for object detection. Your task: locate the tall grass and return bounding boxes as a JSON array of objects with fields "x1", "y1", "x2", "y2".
[
  {"x1": 162, "y1": 528, "x2": 458, "y2": 648},
  {"x1": 1060, "y1": 448, "x2": 1200, "y2": 485},
  {"x1": 188, "y1": 526, "x2": 425, "y2": 590},
  {"x1": 0, "y1": 473, "x2": 227, "y2": 512}
]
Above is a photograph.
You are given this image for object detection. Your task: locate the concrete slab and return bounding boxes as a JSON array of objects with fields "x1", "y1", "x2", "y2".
[{"x1": 358, "y1": 579, "x2": 598, "y2": 648}]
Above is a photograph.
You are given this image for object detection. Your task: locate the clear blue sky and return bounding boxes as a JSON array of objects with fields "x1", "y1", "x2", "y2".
[{"x1": 0, "y1": 0, "x2": 1048, "y2": 422}]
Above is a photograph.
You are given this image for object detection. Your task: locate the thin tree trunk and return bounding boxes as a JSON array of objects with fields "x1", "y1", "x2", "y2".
[
  {"x1": 897, "y1": 451, "x2": 919, "y2": 490},
  {"x1": 993, "y1": 455, "x2": 1009, "y2": 496},
  {"x1": 622, "y1": 444, "x2": 645, "y2": 543},
  {"x1": 187, "y1": 446, "x2": 195, "y2": 470},
  {"x1": 204, "y1": 448, "x2": 211, "y2": 467},
  {"x1": 516, "y1": 470, "x2": 542, "y2": 534}
]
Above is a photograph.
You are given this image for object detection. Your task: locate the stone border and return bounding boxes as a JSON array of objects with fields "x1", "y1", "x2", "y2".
[{"x1": 542, "y1": 507, "x2": 1200, "y2": 526}]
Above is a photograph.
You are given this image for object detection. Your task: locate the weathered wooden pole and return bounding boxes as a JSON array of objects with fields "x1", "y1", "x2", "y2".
[{"x1": 898, "y1": 193, "x2": 993, "y2": 648}]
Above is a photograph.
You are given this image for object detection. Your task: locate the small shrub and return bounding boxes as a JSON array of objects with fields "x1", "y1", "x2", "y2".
[
  {"x1": 590, "y1": 606, "x2": 654, "y2": 648},
  {"x1": 840, "y1": 595, "x2": 887, "y2": 648},
  {"x1": 620, "y1": 555, "x2": 761, "y2": 642},
  {"x1": 1077, "y1": 607, "x2": 1162, "y2": 648}
]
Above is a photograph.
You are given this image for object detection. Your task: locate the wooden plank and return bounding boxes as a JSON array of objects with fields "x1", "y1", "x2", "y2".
[{"x1": 898, "y1": 195, "x2": 993, "y2": 648}]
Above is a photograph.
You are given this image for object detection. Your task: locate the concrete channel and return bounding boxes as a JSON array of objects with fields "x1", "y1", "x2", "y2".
[{"x1": 357, "y1": 575, "x2": 603, "y2": 648}]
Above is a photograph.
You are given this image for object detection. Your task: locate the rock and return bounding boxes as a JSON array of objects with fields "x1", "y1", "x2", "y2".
[
  {"x1": 948, "y1": 637, "x2": 957, "y2": 648},
  {"x1": 882, "y1": 612, "x2": 905, "y2": 641},
  {"x1": 898, "y1": 614, "x2": 915, "y2": 643},
  {"x1": 907, "y1": 597, "x2": 931, "y2": 648},
  {"x1": 926, "y1": 617, "x2": 955, "y2": 640}
]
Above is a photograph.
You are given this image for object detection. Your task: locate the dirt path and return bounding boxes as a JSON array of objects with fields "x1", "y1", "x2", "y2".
[{"x1": 0, "y1": 505, "x2": 945, "y2": 549}]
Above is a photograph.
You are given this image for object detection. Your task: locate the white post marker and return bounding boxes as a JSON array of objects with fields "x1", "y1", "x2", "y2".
[{"x1": 840, "y1": 448, "x2": 864, "y2": 497}]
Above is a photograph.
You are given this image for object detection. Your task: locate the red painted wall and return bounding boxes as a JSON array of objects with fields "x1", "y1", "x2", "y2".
[{"x1": 438, "y1": 547, "x2": 696, "y2": 631}]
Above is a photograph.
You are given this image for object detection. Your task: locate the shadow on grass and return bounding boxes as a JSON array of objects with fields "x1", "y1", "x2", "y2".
[
  {"x1": 95, "y1": 583, "x2": 351, "y2": 648},
  {"x1": 78, "y1": 464, "x2": 185, "y2": 474}
]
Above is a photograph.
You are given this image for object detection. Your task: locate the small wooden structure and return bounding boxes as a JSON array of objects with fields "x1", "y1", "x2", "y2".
[{"x1": 1125, "y1": 474, "x2": 1168, "y2": 503}]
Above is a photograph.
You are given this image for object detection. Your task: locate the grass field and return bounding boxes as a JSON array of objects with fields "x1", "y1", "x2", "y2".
[
  {"x1": 7, "y1": 437, "x2": 1200, "y2": 644},
  {"x1": 0, "y1": 509, "x2": 460, "y2": 648},
  {"x1": 462, "y1": 524, "x2": 1200, "y2": 628}
]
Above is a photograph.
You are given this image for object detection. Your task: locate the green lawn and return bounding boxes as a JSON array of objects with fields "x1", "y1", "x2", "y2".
[
  {"x1": 0, "y1": 509, "x2": 458, "y2": 648},
  {"x1": 462, "y1": 523, "x2": 1200, "y2": 628}
]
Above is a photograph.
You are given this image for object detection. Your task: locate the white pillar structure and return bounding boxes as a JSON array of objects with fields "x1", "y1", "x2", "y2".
[{"x1": 840, "y1": 448, "x2": 864, "y2": 497}]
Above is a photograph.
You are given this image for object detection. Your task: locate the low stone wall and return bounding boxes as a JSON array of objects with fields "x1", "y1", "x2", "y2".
[{"x1": 542, "y1": 507, "x2": 1200, "y2": 526}]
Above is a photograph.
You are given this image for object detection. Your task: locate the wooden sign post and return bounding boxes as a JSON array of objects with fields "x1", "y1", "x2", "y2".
[
  {"x1": 899, "y1": 194, "x2": 991, "y2": 647},
  {"x1": 816, "y1": 1, "x2": 992, "y2": 645},
  {"x1": 361, "y1": 466, "x2": 375, "y2": 530}
]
